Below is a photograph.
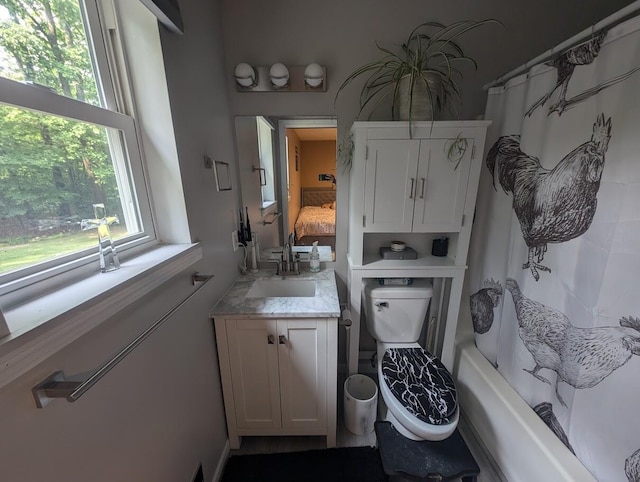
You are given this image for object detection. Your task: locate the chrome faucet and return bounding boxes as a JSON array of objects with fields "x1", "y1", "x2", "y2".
[{"x1": 275, "y1": 234, "x2": 299, "y2": 275}]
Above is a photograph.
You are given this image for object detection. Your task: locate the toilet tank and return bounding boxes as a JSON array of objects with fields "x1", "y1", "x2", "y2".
[{"x1": 364, "y1": 279, "x2": 433, "y2": 343}]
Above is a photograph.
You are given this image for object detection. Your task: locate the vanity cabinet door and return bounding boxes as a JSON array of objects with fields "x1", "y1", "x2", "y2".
[
  {"x1": 277, "y1": 319, "x2": 327, "y2": 430},
  {"x1": 226, "y1": 319, "x2": 282, "y2": 430}
]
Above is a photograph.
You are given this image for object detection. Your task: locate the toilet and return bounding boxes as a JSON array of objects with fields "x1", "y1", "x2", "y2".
[{"x1": 364, "y1": 279, "x2": 458, "y2": 441}]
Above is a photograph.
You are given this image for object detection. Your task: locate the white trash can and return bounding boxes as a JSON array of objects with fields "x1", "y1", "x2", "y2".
[{"x1": 344, "y1": 374, "x2": 378, "y2": 435}]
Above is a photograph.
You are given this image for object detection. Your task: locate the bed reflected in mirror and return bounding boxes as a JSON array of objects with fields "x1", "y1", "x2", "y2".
[
  {"x1": 293, "y1": 188, "x2": 336, "y2": 250},
  {"x1": 282, "y1": 124, "x2": 337, "y2": 260}
]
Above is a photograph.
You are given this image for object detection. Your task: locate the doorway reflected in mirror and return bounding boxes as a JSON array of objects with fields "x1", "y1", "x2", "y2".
[{"x1": 285, "y1": 127, "x2": 337, "y2": 259}]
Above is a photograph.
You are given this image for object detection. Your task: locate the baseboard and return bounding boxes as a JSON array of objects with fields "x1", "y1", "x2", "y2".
[{"x1": 212, "y1": 440, "x2": 230, "y2": 482}]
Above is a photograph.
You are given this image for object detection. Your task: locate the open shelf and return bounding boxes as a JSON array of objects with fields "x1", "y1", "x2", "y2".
[{"x1": 357, "y1": 252, "x2": 465, "y2": 270}]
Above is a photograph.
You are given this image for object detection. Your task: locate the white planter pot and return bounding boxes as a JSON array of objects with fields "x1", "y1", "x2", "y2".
[{"x1": 396, "y1": 73, "x2": 441, "y2": 121}]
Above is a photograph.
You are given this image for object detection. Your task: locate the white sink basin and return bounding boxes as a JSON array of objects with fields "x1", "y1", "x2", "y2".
[{"x1": 247, "y1": 279, "x2": 316, "y2": 298}]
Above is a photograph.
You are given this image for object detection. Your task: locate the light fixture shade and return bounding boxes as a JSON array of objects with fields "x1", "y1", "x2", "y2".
[
  {"x1": 269, "y1": 63, "x2": 290, "y2": 88},
  {"x1": 234, "y1": 63, "x2": 256, "y2": 88},
  {"x1": 304, "y1": 63, "x2": 324, "y2": 88}
]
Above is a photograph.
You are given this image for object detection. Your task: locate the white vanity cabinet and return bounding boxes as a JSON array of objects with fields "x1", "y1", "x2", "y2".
[{"x1": 215, "y1": 316, "x2": 337, "y2": 449}]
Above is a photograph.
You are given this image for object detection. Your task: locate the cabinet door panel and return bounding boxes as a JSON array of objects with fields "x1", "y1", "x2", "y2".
[
  {"x1": 364, "y1": 139, "x2": 420, "y2": 232},
  {"x1": 278, "y1": 319, "x2": 327, "y2": 429},
  {"x1": 412, "y1": 138, "x2": 473, "y2": 232},
  {"x1": 227, "y1": 319, "x2": 281, "y2": 429}
]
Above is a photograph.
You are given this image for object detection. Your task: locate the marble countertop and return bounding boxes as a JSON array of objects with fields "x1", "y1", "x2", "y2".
[{"x1": 209, "y1": 268, "x2": 340, "y2": 319}]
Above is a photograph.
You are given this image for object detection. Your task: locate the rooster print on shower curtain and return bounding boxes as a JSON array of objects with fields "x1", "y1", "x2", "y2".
[
  {"x1": 486, "y1": 114, "x2": 611, "y2": 282},
  {"x1": 468, "y1": 14, "x2": 640, "y2": 482}
]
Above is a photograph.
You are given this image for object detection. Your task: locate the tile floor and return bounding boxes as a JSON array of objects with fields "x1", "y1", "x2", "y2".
[{"x1": 229, "y1": 372, "x2": 505, "y2": 481}]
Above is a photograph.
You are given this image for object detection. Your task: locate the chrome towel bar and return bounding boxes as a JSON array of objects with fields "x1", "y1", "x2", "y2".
[
  {"x1": 32, "y1": 273, "x2": 214, "y2": 408},
  {"x1": 262, "y1": 211, "x2": 282, "y2": 225}
]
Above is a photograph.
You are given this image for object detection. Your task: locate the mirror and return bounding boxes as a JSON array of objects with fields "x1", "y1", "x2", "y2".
[{"x1": 234, "y1": 116, "x2": 337, "y2": 260}]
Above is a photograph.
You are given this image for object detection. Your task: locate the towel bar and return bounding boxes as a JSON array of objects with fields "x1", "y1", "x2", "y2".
[
  {"x1": 262, "y1": 211, "x2": 282, "y2": 225},
  {"x1": 32, "y1": 272, "x2": 214, "y2": 408}
]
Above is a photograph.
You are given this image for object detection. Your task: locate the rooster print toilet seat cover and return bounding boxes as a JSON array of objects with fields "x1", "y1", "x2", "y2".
[{"x1": 382, "y1": 347, "x2": 457, "y2": 425}]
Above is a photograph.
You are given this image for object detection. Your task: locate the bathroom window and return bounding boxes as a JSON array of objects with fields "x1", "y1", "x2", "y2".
[
  {"x1": 256, "y1": 116, "x2": 277, "y2": 212},
  {"x1": 0, "y1": 0, "x2": 154, "y2": 299}
]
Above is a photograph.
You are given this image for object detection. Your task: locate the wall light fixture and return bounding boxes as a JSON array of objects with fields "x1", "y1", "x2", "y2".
[
  {"x1": 304, "y1": 63, "x2": 324, "y2": 88},
  {"x1": 233, "y1": 63, "x2": 257, "y2": 88},
  {"x1": 233, "y1": 63, "x2": 327, "y2": 92},
  {"x1": 269, "y1": 63, "x2": 290, "y2": 88}
]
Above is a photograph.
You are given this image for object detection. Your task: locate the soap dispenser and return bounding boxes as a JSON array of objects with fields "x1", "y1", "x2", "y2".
[{"x1": 309, "y1": 241, "x2": 321, "y2": 273}]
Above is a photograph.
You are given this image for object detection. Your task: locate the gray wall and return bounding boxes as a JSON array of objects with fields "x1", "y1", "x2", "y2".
[
  {"x1": 221, "y1": 0, "x2": 636, "y2": 286},
  {"x1": 0, "y1": 0, "x2": 238, "y2": 481}
]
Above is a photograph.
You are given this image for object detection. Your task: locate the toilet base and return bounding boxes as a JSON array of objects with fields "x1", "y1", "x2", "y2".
[{"x1": 377, "y1": 391, "x2": 423, "y2": 441}]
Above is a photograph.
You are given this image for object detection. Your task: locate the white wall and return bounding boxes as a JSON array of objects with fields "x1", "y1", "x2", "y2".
[
  {"x1": 0, "y1": 0, "x2": 239, "y2": 480},
  {"x1": 220, "y1": 0, "x2": 636, "y2": 288}
]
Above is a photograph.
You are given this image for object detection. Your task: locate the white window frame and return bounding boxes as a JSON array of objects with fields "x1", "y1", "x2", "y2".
[
  {"x1": 0, "y1": 0, "x2": 198, "y2": 388},
  {"x1": 0, "y1": 0, "x2": 156, "y2": 306},
  {"x1": 256, "y1": 116, "x2": 277, "y2": 213}
]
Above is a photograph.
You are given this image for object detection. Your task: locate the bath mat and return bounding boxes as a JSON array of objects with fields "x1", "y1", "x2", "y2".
[
  {"x1": 375, "y1": 422, "x2": 479, "y2": 481},
  {"x1": 220, "y1": 446, "x2": 386, "y2": 482}
]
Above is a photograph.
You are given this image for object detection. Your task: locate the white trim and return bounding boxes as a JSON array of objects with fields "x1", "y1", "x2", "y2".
[
  {"x1": 212, "y1": 440, "x2": 230, "y2": 482},
  {"x1": 0, "y1": 243, "x2": 202, "y2": 390},
  {"x1": 0, "y1": 0, "x2": 157, "y2": 294},
  {"x1": 83, "y1": 0, "x2": 119, "y2": 110},
  {"x1": 0, "y1": 77, "x2": 132, "y2": 129}
]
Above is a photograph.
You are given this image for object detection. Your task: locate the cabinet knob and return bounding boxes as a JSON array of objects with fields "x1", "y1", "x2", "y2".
[
  {"x1": 420, "y1": 177, "x2": 426, "y2": 199},
  {"x1": 279, "y1": 335, "x2": 286, "y2": 345},
  {"x1": 267, "y1": 335, "x2": 275, "y2": 345},
  {"x1": 409, "y1": 178, "x2": 415, "y2": 199}
]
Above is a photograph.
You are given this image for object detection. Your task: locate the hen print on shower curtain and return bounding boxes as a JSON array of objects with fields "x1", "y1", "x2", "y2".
[{"x1": 468, "y1": 17, "x2": 640, "y2": 482}]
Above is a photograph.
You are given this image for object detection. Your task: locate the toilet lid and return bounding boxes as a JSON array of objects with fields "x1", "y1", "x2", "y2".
[{"x1": 381, "y1": 347, "x2": 457, "y2": 425}]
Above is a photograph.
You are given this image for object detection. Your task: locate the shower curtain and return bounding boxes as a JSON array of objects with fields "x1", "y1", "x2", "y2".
[{"x1": 468, "y1": 15, "x2": 640, "y2": 482}]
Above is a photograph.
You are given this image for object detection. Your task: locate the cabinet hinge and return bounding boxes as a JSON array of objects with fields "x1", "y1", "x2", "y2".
[{"x1": 471, "y1": 145, "x2": 476, "y2": 159}]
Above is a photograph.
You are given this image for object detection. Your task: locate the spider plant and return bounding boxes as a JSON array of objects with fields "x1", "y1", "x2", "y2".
[{"x1": 336, "y1": 19, "x2": 501, "y2": 121}]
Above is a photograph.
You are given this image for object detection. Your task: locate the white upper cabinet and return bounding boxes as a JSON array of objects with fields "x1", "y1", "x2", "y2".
[
  {"x1": 363, "y1": 130, "x2": 475, "y2": 233},
  {"x1": 348, "y1": 121, "x2": 489, "y2": 267}
]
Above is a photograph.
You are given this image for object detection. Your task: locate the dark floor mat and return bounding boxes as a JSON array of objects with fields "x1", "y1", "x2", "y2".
[
  {"x1": 221, "y1": 446, "x2": 386, "y2": 482},
  {"x1": 375, "y1": 422, "x2": 479, "y2": 481}
]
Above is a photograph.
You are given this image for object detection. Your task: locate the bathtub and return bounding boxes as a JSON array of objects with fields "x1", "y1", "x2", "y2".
[{"x1": 453, "y1": 325, "x2": 596, "y2": 481}]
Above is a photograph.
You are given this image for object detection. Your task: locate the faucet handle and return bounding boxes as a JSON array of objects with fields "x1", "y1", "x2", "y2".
[{"x1": 269, "y1": 260, "x2": 281, "y2": 275}]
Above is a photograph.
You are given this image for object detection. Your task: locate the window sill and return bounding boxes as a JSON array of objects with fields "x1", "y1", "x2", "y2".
[
  {"x1": 261, "y1": 201, "x2": 278, "y2": 218},
  {"x1": 0, "y1": 243, "x2": 202, "y2": 390}
]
